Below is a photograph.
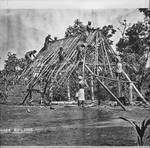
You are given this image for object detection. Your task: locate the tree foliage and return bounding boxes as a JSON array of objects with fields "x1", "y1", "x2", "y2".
[
  {"x1": 139, "y1": 8, "x2": 150, "y2": 18},
  {"x1": 65, "y1": 19, "x2": 116, "y2": 45},
  {"x1": 3, "y1": 52, "x2": 27, "y2": 76},
  {"x1": 116, "y1": 21, "x2": 149, "y2": 54},
  {"x1": 116, "y1": 9, "x2": 150, "y2": 91},
  {"x1": 0, "y1": 52, "x2": 27, "y2": 103},
  {"x1": 100, "y1": 25, "x2": 116, "y2": 44},
  {"x1": 65, "y1": 19, "x2": 86, "y2": 37},
  {"x1": 0, "y1": 52, "x2": 27, "y2": 90},
  {"x1": 4, "y1": 52, "x2": 18, "y2": 75}
]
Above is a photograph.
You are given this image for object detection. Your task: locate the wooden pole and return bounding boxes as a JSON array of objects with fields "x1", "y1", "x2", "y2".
[
  {"x1": 129, "y1": 82, "x2": 133, "y2": 104},
  {"x1": 4, "y1": 77, "x2": 7, "y2": 100},
  {"x1": 67, "y1": 79, "x2": 71, "y2": 101},
  {"x1": 40, "y1": 77, "x2": 49, "y2": 105},
  {"x1": 82, "y1": 53, "x2": 86, "y2": 80},
  {"x1": 20, "y1": 80, "x2": 38, "y2": 105},
  {"x1": 86, "y1": 63, "x2": 116, "y2": 66},
  {"x1": 122, "y1": 70, "x2": 149, "y2": 105},
  {"x1": 117, "y1": 76, "x2": 121, "y2": 98},
  {"x1": 102, "y1": 44, "x2": 107, "y2": 74},
  {"x1": 91, "y1": 75, "x2": 94, "y2": 102},
  {"x1": 102, "y1": 40, "x2": 113, "y2": 77},
  {"x1": 95, "y1": 35, "x2": 99, "y2": 75},
  {"x1": 20, "y1": 91, "x2": 30, "y2": 105},
  {"x1": 49, "y1": 78, "x2": 53, "y2": 105},
  {"x1": 85, "y1": 64, "x2": 126, "y2": 111}
]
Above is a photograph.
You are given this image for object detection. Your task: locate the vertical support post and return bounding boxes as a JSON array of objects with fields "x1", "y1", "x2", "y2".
[
  {"x1": 4, "y1": 77, "x2": 7, "y2": 98},
  {"x1": 101, "y1": 43, "x2": 107, "y2": 75},
  {"x1": 28, "y1": 83, "x2": 33, "y2": 103},
  {"x1": 67, "y1": 79, "x2": 71, "y2": 101},
  {"x1": 81, "y1": 45, "x2": 87, "y2": 103},
  {"x1": 91, "y1": 75, "x2": 94, "y2": 102},
  {"x1": 82, "y1": 57, "x2": 85, "y2": 81},
  {"x1": 21, "y1": 81, "x2": 38, "y2": 105},
  {"x1": 82, "y1": 45, "x2": 87, "y2": 81},
  {"x1": 117, "y1": 76, "x2": 121, "y2": 98},
  {"x1": 122, "y1": 70, "x2": 149, "y2": 104},
  {"x1": 49, "y1": 79, "x2": 53, "y2": 106},
  {"x1": 21, "y1": 91, "x2": 30, "y2": 105},
  {"x1": 40, "y1": 78, "x2": 44, "y2": 105},
  {"x1": 100, "y1": 42, "x2": 106, "y2": 84},
  {"x1": 95, "y1": 34, "x2": 99, "y2": 75},
  {"x1": 129, "y1": 82, "x2": 133, "y2": 104},
  {"x1": 50, "y1": 78, "x2": 54, "y2": 103},
  {"x1": 85, "y1": 64, "x2": 126, "y2": 111}
]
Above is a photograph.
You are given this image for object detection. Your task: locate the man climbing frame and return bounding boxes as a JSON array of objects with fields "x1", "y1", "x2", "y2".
[
  {"x1": 86, "y1": 21, "x2": 93, "y2": 33},
  {"x1": 76, "y1": 44, "x2": 85, "y2": 62},
  {"x1": 25, "y1": 50, "x2": 37, "y2": 65},
  {"x1": 58, "y1": 47, "x2": 65, "y2": 63},
  {"x1": 54, "y1": 36, "x2": 58, "y2": 41},
  {"x1": 41, "y1": 34, "x2": 53, "y2": 52}
]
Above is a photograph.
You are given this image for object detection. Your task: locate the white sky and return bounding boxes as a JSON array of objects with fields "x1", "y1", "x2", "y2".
[
  {"x1": 0, "y1": 0, "x2": 149, "y2": 69},
  {"x1": 0, "y1": 0, "x2": 149, "y2": 9}
]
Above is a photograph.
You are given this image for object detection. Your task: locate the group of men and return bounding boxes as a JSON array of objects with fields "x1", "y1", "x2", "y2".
[
  {"x1": 25, "y1": 20, "x2": 94, "y2": 65},
  {"x1": 25, "y1": 35, "x2": 58, "y2": 65}
]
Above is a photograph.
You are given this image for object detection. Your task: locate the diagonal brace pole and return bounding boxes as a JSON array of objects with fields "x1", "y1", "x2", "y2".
[{"x1": 85, "y1": 64, "x2": 126, "y2": 111}]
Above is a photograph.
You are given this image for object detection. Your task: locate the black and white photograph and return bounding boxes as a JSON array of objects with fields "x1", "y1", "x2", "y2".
[{"x1": 0, "y1": 0, "x2": 150, "y2": 147}]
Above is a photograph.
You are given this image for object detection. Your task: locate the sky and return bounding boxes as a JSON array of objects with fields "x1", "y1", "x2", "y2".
[
  {"x1": 0, "y1": 0, "x2": 148, "y2": 69},
  {"x1": 0, "y1": 0, "x2": 149, "y2": 9}
]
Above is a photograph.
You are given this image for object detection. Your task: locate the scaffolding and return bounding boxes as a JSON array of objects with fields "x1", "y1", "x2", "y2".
[{"x1": 19, "y1": 29, "x2": 149, "y2": 110}]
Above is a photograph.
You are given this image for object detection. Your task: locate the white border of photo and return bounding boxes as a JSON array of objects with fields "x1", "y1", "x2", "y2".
[{"x1": 0, "y1": 0, "x2": 149, "y2": 9}]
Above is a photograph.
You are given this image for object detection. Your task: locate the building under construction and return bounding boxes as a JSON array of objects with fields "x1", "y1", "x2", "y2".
[{"x1": 19, "y1": 27, "x2": 149, "y2": 110}]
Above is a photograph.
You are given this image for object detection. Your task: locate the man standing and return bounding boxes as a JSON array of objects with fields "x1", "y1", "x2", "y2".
[{"x1": 77, "y1": 75, "x2": 88, "y2": 108}]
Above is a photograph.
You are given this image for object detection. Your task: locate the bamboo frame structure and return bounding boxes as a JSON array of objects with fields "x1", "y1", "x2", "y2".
[
  {"x1": 102, "y1": 39, "x2": 113, "y2": 77},
  {"x1": 19, "y1": 29, "x2": 148, "y2": 108}
]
